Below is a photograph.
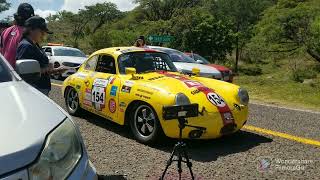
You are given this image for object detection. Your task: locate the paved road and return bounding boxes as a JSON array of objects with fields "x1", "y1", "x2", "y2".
[{"x1": 50, "y1": 80, "x2": 320, "y2": 180}]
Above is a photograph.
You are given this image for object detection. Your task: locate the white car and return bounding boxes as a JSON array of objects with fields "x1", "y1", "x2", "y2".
[
  {"x1": 42, "y1": 46, "x2": 87, "y2": 80},
  {"x1": 148, "y1": 46, "x2": 223, "y2": 80},
  {"x1": 0, "y1": 55, "x2": 97, "y2": 179}
]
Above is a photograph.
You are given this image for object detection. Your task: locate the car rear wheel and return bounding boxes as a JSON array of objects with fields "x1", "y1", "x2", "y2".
[
  {"x1": 130, "y1": 103, "x2": 162, "y2": 144},
  {"x1": 65, "y1": 87, "x2": 82, "y2": 116}
]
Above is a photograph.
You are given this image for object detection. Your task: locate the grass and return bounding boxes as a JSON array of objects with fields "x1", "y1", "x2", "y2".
[{"x1": 233, "y1": 59, "x2": 320, "y2": 111}]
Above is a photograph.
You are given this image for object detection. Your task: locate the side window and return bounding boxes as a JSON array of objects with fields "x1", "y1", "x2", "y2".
[
  {"x1": 45, "y1": 48, "x2": 52, "y2": 53},
  {"x1": 95, "y1": 55, "x2": 116, "y2": 74},
  {"x1": 84, "y1": 55, "x2": 98, "y2": 71}
]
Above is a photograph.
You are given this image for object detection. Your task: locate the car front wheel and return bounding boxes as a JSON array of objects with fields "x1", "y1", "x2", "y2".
[
  {"x1": 65, "y1": 87, "x2": 82, "y2": 116},
  {"x1": 130, "y1": 103, "x2": 162, "y2": 144}
]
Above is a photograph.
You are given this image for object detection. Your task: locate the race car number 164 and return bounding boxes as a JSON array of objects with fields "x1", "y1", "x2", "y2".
[{"x1": 92, "y1": 86, "x2": 105, "y2": 105}]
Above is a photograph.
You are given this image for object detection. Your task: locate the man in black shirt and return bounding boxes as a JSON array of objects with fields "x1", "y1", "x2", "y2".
[{"x1": 16, "y1": 16, "x2": 66, "y2": 96}]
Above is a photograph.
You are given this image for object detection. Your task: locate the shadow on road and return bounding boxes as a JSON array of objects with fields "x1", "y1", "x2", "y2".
[
  {"x1": 98, "y1": 175, "x2": 127, "y2": 180},
  {"x1": 80, "y1": 113, "x2": 273, "y2": 162}
]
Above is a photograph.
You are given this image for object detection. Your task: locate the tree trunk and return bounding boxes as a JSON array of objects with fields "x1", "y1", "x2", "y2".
[
  {"x1": 307, "y1": 49, "x2": 320, "y2": 63},
  {"x1": 235, "y1": 36, "x2": 239, "y2": 73}
]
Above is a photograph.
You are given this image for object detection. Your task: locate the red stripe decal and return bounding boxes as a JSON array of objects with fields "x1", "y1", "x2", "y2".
[{"x1": 159, "y1": 71, "x2": 234, "y2": 125}]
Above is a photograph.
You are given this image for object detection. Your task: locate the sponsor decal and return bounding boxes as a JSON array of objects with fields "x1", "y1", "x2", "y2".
[
  {"x1": 93, "y1": 78, "x2": 109, "y2": 87},
  {"x1": 158, "y1": 71, "x2": 235, "y2": 126},
  {"x1": 132, "y1": 76, "x2": 144, "y2": 80},
  {"x1": 109, "y1": 99, "x2": 116, "y2": 113},
  {"x1": 137, "y1": 89, "x2": 153, "y2": 95},
  {"x1": 109, "y1": 77, "x2": 116, "y2": 84},
  {"x1": 135, "y1": 93, "x2": 151, "y2": 100},
  {"x1": 121, "y1": 85, "x2": 132, "y2": 93},
  {"x1": 120, "y1": 102, "x2": 127, "y2": 107},
  {"x1": 121, "y1": 81, "x2": 134, "y2": 93},
  {"x1": 191, "y1": 89, "x2": 201, "y2": 95},
  {"x1": 148, "y1": 76, "x2": 165, "y2": 81},
  {"x1": 83, "y1": 88, "x2": 92, "y2": 106},
  {"x1": 75, "y1": 73, "x2": 87, "y2": 79},
  {"x1": 110, "y1": 86, "x2": 118, "y2": 96}
]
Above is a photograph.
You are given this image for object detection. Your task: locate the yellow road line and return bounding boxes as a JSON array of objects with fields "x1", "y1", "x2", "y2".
[
  {"x1": 51, "y1": 83, "x2": 63, "y2": 87},
  {"x1": 51, "y1": 83, "x2": 320, "y2": 147},
  {"x1": 244, "y1": 125, "x2": 320, "y2": 147}
]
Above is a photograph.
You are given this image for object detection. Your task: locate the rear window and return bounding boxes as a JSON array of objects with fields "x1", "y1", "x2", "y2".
[{"x1": 0, "y1": 59, "x2": 12, "y2": 83}]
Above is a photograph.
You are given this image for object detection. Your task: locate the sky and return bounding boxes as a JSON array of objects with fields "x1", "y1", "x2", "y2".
[{"x1": 0, "y1": 0, "x2": 137, "y2": 19}]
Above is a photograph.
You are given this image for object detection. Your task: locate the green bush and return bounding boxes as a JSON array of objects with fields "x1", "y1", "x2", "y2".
[
  {"x1": 291, "y1": 69, "x2": 317, "y2": 83},
  {"x1": 239, "y1": 66, "x2": 263, "y2": 76}
]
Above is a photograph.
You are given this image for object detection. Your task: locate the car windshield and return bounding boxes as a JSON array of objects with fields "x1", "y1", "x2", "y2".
[
  {"x1": 0, "y1": 58, "x2": 13, "y2": 83},
  {"x1": 189, "y1": 54, "x2": 210, "y2": 64},
  {"x1": 153, "y1": 48, "x2": 196, "y2": 63},
  {"x1": 54, "y1": 48, "x2": 86, "y2": 57},
  {"x1": 118, "y1": 52, "x2": 177, "y2": 74}
]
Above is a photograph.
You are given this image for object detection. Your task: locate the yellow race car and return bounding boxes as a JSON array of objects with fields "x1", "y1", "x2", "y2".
[{"x1": 62, "y1": 47, "x2": 249, "y2": 143}]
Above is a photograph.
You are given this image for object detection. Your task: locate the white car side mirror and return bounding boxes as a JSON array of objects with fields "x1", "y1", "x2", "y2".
[{"x1": 16, "y1": 59, "x2": 41, "y2": 83}]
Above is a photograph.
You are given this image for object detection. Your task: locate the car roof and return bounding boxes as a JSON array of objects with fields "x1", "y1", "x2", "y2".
[
  {"x1": 148, "y1": 46, "x2": 175, "y2": 51},
  {"x1": 42, "y1": 46, "x2": 82, "y2": 51},
  {"x1": 91, "y1": 47, "x2": 161, "y2": 56}
]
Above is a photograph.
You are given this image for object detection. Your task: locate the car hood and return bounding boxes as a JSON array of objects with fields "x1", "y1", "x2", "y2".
[
  {"x1": 0, "y1": 81, "x2": 66, "y2": 175},
  {"x1": 173, "y1": 62, "x2": 221, "y2": 76},
  {"x1": 51, "y1": 56, "x2": 87, "y2": 64},
  {"x1": 126, "y1": 72, "x2": 239, "y2": 112}
]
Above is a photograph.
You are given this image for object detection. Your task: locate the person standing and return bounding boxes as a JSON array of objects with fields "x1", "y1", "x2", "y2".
[
  {"x1": 0, "y1": 3, "x2": 35, "y2": 68},
  {"x1": 134, "y1": 35, "x2": 148, "y2": 48},
  {"x1": 16, "y1": 16, "x2": 66, "y2": 96}
]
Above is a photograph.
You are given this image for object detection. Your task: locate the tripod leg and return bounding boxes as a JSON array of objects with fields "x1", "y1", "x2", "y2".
[
  {"x1": 161, "y1": 146, "x2": 178, "y2": 180},
  {"x1": 182, "y1": 148, "x2": 195, "y2": 180},
  {"x1": 178, "y1": 152, "x2": 182, "y2": 180}
]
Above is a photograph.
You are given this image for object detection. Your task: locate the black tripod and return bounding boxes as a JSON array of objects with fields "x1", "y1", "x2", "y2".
[{"x1": 160, "y1": 118, "x2": 206, "y2": 180}]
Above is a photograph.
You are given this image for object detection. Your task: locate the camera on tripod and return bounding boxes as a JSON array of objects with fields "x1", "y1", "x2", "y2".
[
  {"x1": 163, "y1": 103, "x2": 206, "y2": 139},
  {"x1": 161, "y1": 103, "x2": 206, "y2": 180}
]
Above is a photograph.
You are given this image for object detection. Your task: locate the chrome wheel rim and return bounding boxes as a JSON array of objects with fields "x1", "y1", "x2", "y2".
[
  {"x1": 134, "y1": 105, "x2": 156, "y2": 137},
  {"x1": 67, "y1": 89, "x2": 79, "y2": 111}
]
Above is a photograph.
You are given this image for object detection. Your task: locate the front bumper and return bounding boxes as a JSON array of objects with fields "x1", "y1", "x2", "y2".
[{"x1": 160, "y1": 106, "x2": 248, "y2": 139}]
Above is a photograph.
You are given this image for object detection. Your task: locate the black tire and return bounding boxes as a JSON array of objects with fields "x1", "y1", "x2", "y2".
[
  {"x1": 65, "y1": 87, "x2": 82, "y2": 116},
  {"x1": 129, "y1": 102, "x2": 162, "y2": 144}
]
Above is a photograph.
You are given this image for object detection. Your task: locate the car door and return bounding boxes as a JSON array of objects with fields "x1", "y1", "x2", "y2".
[
  {"x1": 78, "y1": 55, "x2": 99, "y2": 111},
  {"x1": 89, "y1": 54, "x2": 121, "y2": 123}
]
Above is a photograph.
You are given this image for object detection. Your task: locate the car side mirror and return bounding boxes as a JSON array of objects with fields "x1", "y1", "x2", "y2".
[
  {"x1": 192, "y1": 68, "x2": 200, "y2": 76},
  {"x1": 45, "y1": 52, "x2": 52, "y2": 56},
  {"x1": 196, "y1": 60, "x2": 204, "y2": 64},
  {"x1": 125, "y1": 67, "x2": 137, "y2": 75},
  {"x1": 15, "y1": 59, "x2": 41, "y2": 83}
]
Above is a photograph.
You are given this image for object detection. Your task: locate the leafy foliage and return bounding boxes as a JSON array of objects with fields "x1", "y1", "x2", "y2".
[{"x1": 249, "y1": 0, "x2": 320, "y2": 63}]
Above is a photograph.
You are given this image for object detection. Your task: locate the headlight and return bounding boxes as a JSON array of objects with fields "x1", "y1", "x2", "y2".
[
  {"x1": 175, "y1": 93, "x2": 191, "y2": 105},
  {"x1": 238, "y1": 88, "x2": 249, "y2": 105},
  {"x1": 28, "y1": 119, "x2": 82, "y2": 180}
]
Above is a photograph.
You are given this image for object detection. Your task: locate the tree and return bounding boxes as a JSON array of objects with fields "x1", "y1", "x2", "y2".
[
  {"x1": 135, "y1": 0, "x2": 201, "y2": 21},
  {"x1": 47, "y1": 2, "x2": 122, "y2": 48},
  {"x1": 250, "y1": 0, "x2": 320, "y2": 63},
  {"x1": 170, "y1": 8, "x2": 235, "y2": 60},
  {"x1": 211, "y1": 0, "x2": 275, "y2": 72},
  {"x1": 0, "y1": 0, "x2": 10, "y2": 13}
]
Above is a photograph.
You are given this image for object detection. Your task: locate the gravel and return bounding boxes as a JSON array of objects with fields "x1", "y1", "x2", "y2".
[{"x1": 49, "y1": 85, "x2": 320, "y2": 180}]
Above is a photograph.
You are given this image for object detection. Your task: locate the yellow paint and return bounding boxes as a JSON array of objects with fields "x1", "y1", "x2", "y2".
[{"x1": 244, "y1": 125, "x2": 320, "y2": 147}]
